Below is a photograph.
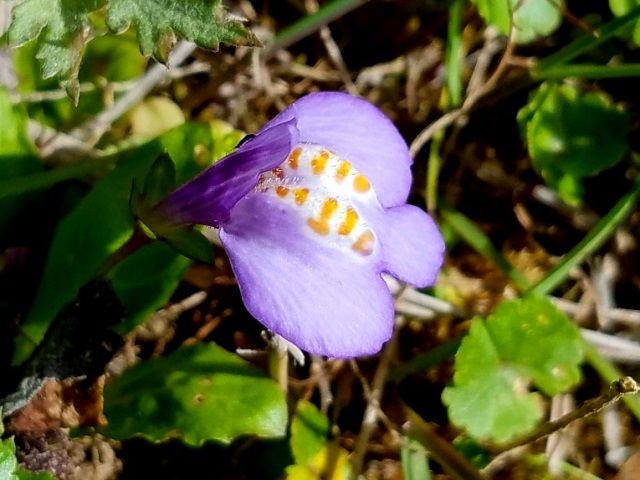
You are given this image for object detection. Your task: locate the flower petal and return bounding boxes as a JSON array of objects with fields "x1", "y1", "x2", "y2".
[
  {"x1": 154, "y1": 119, "x2": 298, "y2": 227},
  {"x1": 374, "y1": 205, "x2": 444, "y2": 288},
  {"x1": 260, "y1": 92, "x2": 412, "y2": 208},
  {"x1": 219, "y1": 194, "x2": 395, "y2": 358}
]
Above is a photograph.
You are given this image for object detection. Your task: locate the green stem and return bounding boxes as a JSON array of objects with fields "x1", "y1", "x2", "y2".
[
  {"x1": 426, "y1": 129, "x2": 444, "y2": 213},
  {"x1": 0, "y1": 155, "x2": 116, "y2": 200},
  {"x1": 534, "y1": 63, "x2": 640, "y2": 80},
  {"x1": 529, "y1": 181, "x2": 640, "y2": 296},
  {"x1": 445, "y1": 0, "x2": 465, "y2": 108},
  {"x1": 583, "y1": 343, "x2": 640, "y2": 421},
  {"x1": 441, "y1": 203, "x2": 531, "y2": 291},
  {"x1": 265, "y1": 0, "x2": 368, "y2": 57},
  {"x1": 536, "y1": 6, "x2": 640, "y2": 72}
]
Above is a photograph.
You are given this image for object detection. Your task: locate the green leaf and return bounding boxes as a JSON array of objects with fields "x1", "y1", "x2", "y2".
[
  {"x1": 290, "y1": 401, "x2": 330, "y2": 465},
  {"x1": 101, "y1": 343, "x2": 287, "y2": 444},
  {"x1": 518, "y1": 82, "x2": 631, "y2": 205},
  {"x1": 109, "y1": 242, "x2": 192, "y2": 333},
  {"x1": 7, "y1": 0, "x2": 105, "y2": 102},
  {"x1": 105, "y1": 0, "x2": 260, "y2": 62},
  {"x1": 142, "y1": 153, "x2": 177, "y2": 206},
  {"x1": 401, "y1": 438, "x2": 431, "y2": 480},
  {"x1": 471, "y1": 0, "x2": 564, "y2": 44},
  {"x1": 442, "y1": 296, "x2": 583, "y2": 443},
  {"x1": 13, "y1": 123, "x2": 213, "y2": 364},
  {"x1": 16, "y1": 470, "x2": 56, "y2": 480},
  {"x1": 163, "y1": 227, "x2": 214, "y2": 264},
  {"x1": 610, "y1": 0, "x2": 640, "y2": 44},
  {"x1": 0, "y1": 436, "x2": 18, "y2": 480},
  {"x1": 0, "y1": 86, "x2": 42, "y2": 235}
]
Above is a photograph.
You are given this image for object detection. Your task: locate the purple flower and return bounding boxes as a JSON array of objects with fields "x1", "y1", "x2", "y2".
[{"x1": 153, "y1": 92, "x2": 444, "y2": 358}]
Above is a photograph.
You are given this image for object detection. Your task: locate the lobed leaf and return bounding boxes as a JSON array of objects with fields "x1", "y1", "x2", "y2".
[
  {"x1": 101, "y1": 343, "x2": 287, "y2": 444},
  {"x1": 6, "y1": 0, "x2": 259, "y2": 100},
  {"x1": 105, "y1": 0, "x2": 260, "y2": 62},
  {"x1": 442, "y1": 296, "x2": 583, "y2": 443},
  {"x1": 7, "y1": 0, "x2": 105, "y2": 102}
]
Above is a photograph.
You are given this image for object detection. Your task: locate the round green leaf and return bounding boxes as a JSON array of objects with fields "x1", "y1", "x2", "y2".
[
  {"x1": 520, "y1": 83, "x2": 631, "y2": 204},
  {"x1": 443, "y1": 296, "x2": 583, "y2": 443},
  {"x1": 102, "y1": 343, "x2": 288, "y2": 445}
]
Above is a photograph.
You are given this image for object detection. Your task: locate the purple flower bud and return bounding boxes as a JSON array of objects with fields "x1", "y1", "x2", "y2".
[{"x1": 154, "y1": 92, "x2": 445, "y2": 358}]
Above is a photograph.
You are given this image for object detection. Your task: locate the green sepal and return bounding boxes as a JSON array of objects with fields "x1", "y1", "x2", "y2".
[{"x1": 164, "y1": 227, "x2": 214, "y2": 264}]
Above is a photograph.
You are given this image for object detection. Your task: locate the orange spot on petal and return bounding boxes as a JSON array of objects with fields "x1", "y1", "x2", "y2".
[
  {"x1": 335, "y1": 161, "x2": 351, "y2": 182},
  {"x1": 294, "y1": 188, "x2": 309, "y2": 205},
  {"x1": 353, "y1": 174, "x2": 371, "y2": 193},
  {"x1": 275, "y1": 186, "x2": 289, "y2": 197},
  {"x1": 288, "y1": 147, "x2": 302, "y2": 170},
  {"x1": 352, "y1": 230, "x2": 375, "y2": 256},
  {"x1": 338, "y1": 208, "x2": 359, "y2": 235},
  {"x1": 307, "y1": 219, "x2": 330, "y2": 236},
  {"x1": 311, "y1": 151, "x2": 330, "y2": 175},
  {"x1": 319, "y1": 198, "x2": 339, "y2": 221}
]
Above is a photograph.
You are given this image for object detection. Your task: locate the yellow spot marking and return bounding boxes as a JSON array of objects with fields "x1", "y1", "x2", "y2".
[
  {"x1": 353, "y1": 174, "x2": 371, "y2": 193},
  {"x1": 307, "y1": 198, "x2": 338, "y2": 236},
  {"x1": 335, "y1": 161, "x2": 351, "y2": 182},
  {"x1": 319, "y1": 198, "x2": 338, "y2": 221},
  {"x1": 275, "y1": 186, "x2": 289, "y2": 197},
  {"x1": 352, "y1": 230, "x2": 375, "y2": 256},
  {"x1": 311, "y1": 151, "x2": 330, "y2": 175},
  {"x1": 338, "y1": 208, "x2": 359, "y2": 235},
  {"x1": 294, "y1": 188, "x2": 309, "y2": 205},
  {"x1": 307, "y1": 219, "x2": 330, "y2": 236},
  {"x1": 288, "y1": 147, "x2": 302, "y2": 170}
]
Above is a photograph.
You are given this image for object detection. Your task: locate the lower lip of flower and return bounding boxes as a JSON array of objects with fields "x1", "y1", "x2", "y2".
[{"x1": 255, "y1": 143, "x2": 379, "y2": 257}]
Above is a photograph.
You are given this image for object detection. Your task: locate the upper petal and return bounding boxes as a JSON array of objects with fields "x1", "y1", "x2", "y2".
[
  {"x1": 371, "y1": 204, "x2": 445, "y2": 288},
  {"x1": 153, "y1": 119, "x2": 298, "y2": 227},
  {"x1": 260, "y1": 92, "x2": 412, "y2": 208},
  {"x1": 219, "y1": 193, "x2": 395, "y2": 358}
]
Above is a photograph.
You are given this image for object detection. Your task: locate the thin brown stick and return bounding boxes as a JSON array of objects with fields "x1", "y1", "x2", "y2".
[
  {"x1": 406, "y1": 409, "x2": 485, "y2": 480},
  {"x1": 349, "y1": 318, "x2": 403, "y2": 479},
  {"x1": 491, "y1": 377, "x2": 640, "y2": 454}
]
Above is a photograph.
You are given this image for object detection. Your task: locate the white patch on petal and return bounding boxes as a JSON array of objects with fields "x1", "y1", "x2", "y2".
[{"x1": 255, "y1": 143, "x2": 381, "y2": 257}]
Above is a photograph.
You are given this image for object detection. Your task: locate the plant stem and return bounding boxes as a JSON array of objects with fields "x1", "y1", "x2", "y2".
[
  {"x1": 445, "y1": 0, "x2": 465, "y2": 108},
  {"x1": 583, "y1": 343, "x2": 640, "y2": 420},
  {"x1": 536, "y1": 5, "x2": 640, "y2": 73},
  {"x1": 491, "y1": 377, "x2": 639, "y2": 454},
  {"x1": 440, "y1": 203, "x2": 531, "y2": 291},
  {"x1": 529, "y1": 180, "x2": 640, "y2": 296},
  {"x1": 535, "y1": 63, "x2": 640, "y2": 80},
  {"x1": 426, "y1": 129, "x2": 444, "y2": 213},
  {"x1": 407, "y1": 408, "x2": 485, "y2": 480},
  {"x1": 264, "y1": 0, "x2": 368, "y2": 58},
  {"x1": 0, "y1": 155, "x2": 116, "y2": 200}
]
